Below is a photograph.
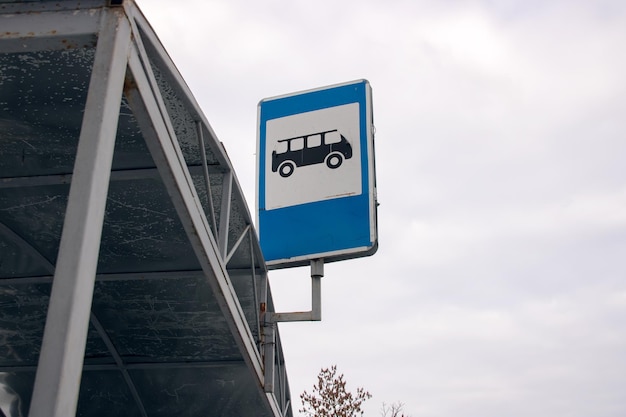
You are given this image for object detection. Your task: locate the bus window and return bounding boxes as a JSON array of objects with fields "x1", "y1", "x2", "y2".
[
  {"x1": 307, "y1": 134, "x2": 321, "y2": 148},
  {"x1": 291, "y1": 137, "x2": 304, "y2": 151},
  {"x1": 325, "y1": 130, "x2": 341, "y2": 144},
  {"x1": 276, "y1": 140, "x2": 288, "y2": 154}
]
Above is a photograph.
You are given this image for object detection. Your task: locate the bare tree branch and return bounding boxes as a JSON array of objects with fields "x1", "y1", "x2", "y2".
[
  {"x1": 380, "y1": 401, "x2": 410, "y2": 417},
  {"x1": 300, "y1": 365, "x2": 372, "y2": 417}
]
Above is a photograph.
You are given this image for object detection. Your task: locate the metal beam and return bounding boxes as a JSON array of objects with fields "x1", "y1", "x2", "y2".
[
  {"x1": 28, "y1": 9, "x2": 132, "y2": 417},
  {"x1": 0, "y1": 223, "x2": 146, "y2": 412},
  {"x1": 126, "y1": 0, "x2": 270, "y2": 297},
  {"x1": 0, "y1": 269, "x2": 276, "y2": 286},
  {"x1": 0, "y1": 224, "x2": 146, "y2": 415},
  {"x1": 0, "y1": 165, "x2": 222, "y2": 189},
  {"x1": 125, "y1": 42, "x2": 264, "y2": 390},
  {"x1": 89, "y1": 313, "x2": 148, "y2": 417},
  {"x1": 219, "y1": 170, "x2": 233, "y2": 260},
  {"x1": 126, "y1": 4, "x2": 231, "y2": 169},
  {"x1": 250, "y1": 232, "x2": 261, "y2": 345},
  {"x1": 0, "y1": 222, "x2": 55, "y2": 274},
  {"x1": 225, "y1": 224, "x2": 251, "y2": 265},
  {"x1": 263, "y1": 322, "x2": 276, "y2": 394},
  {"x1": 196, "y1": 120, "x2": 219, "y2": 237},
  {"x1": 0, "y1": 359, "x2": 249, "y2": 373},
  {"x1": 0, "y1": 6, "x2": 101, "y2": 53},
  {"x1": 0, "y1": 0, "x2": 105, "y2": 13}
]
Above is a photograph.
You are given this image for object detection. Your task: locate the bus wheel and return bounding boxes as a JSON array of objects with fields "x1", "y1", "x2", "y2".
[
  {"x1": 326, "y1": 153, "x2": 343, "y2": 169},
  {"x1": 278, "y1": 161, "x2": 295, "y2": 177}
]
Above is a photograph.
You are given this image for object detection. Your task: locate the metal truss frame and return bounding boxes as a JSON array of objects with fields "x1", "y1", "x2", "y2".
[{"x1": 0, "y1": 1, "x2": 288, "y2": 416}]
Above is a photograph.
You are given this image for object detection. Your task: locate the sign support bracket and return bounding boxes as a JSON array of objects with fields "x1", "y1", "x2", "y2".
[{"x1": 269, "y1": 259, "x2": 323, "y2": 323}]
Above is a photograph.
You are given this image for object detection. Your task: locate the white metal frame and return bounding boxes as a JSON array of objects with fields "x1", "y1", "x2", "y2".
[
  {"x1": 0, "y1": 1, "x2": 290, "y2": 416},
  {"x1": 29, "y1": 8, "x2": 132, "y2": 417}
]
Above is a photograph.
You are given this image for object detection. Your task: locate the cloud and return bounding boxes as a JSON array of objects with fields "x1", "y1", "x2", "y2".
[{"x1": 137, "y1": 0, "x2": 626, "y2": 416}]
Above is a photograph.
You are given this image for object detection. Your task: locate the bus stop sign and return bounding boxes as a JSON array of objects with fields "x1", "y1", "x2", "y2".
[{"x1": 257, "y1": 79, "x2": 378, "y2": 268}]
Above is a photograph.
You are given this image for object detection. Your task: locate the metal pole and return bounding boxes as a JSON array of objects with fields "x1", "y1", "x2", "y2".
[
  {"x1": 263, "y1": 321, "x2": 276, "y2": 393},
  {"x1": 218, "y1": 170, "x2": 233, "y2": 260},
  {"x1": 195, "y1": 121, "x2": 218, "y2": 236},
  {"x1": 28, "y1": 8, "x2": 131, "y2": 417},
  {"x1": 311, "y1": 258, "x2": 323, "y2": 321}
]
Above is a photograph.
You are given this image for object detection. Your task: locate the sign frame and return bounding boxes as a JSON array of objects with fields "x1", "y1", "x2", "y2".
[{"x1": 256, "y1": 79, "x2": 378, "y2": 269}]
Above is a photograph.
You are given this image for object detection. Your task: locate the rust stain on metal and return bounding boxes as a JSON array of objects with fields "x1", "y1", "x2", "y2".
[
  {"x1": 123, "y1": 77, "x2": 137, "y2": 93},
  {"x1": 60, "y1": 39, "x2": 77, "y2": 49}
]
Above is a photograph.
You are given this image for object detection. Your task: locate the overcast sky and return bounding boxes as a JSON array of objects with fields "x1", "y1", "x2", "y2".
[{"x1": 138, "y1": 1, "x2": 626, "y2": 416}]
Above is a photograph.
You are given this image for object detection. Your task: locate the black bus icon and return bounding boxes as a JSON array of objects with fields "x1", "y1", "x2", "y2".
[{"x1": 271, "y1": 129, "x2": 353, "y2": 178}]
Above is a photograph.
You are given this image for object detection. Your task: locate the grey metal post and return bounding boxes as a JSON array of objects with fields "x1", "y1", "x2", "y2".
[
  {"x1": 311, "y1": 258, "x2": 323, "y2": 321},
  {"x1": 195, "y1": 121, "x2": 218, "y2": 237},
  {"x1": 263, "y1": 321, "x2": 276, "y2": 393},
  {"x1": 28, "y1": 9, "x2": 131, "y2": 417},
  {"x1": 218, "y1": 170, "x2": 233, "y2": 260}
]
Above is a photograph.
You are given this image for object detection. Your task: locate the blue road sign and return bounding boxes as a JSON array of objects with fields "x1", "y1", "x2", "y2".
[{"x1": 257, "y1": 79, "x2": 378, "y2": 268}]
